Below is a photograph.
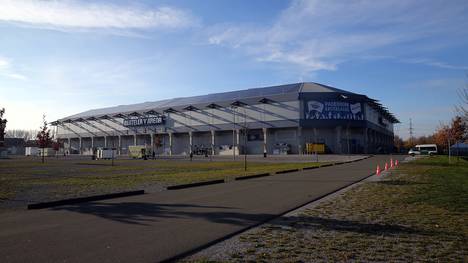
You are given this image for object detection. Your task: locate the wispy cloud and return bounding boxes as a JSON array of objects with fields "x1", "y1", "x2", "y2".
[
  {"x1": 0, "y1": 0, "x2": 198, "y2": 32},
  {"x1": 206, "y1": 0, "x2": 468, "y2": 72},
  {"x1": 0, "y1": 56, "x2": 27, "y2": 80},
  {"x1": 401, "y1": 58, "x2": 468, "y2": 70}
]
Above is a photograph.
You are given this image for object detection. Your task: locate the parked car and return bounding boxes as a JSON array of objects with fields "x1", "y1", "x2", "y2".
[{"x1": 408, "y1": 144, "x2": 438, "y2": 156}]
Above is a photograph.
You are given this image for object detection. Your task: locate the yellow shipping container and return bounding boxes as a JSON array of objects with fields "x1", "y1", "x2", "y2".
[
  {"x1": 306, "y1": 143, "x2": 325, "y2": 154},
  {"x1": 128, "y1": 145, "x2": 151, "y2": 159}
]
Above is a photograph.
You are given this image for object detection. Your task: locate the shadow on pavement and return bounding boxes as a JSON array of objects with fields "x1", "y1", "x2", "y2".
[
  {"x1": 51, "y1": 202, "x2": 276, "y2": 227},
  {"x1": 50, "y1": 201, "x2": 427, "y2": 237}
]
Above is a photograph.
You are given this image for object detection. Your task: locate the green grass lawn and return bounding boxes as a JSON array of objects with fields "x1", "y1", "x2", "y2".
[
  {"x1": 405, "y1": 156, "x2": 467, "y2": 213},
  {"x1": 189, "y1": 156, "x2": 468, "y2": 262},
  {"x1": 0, "y1": 157, "x2": 322, "y2": 206}
]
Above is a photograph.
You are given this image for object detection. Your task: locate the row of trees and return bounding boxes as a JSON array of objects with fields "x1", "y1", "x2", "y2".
[
  {"x1": 395, "y1": 80, "x2": 468, "y2": 152},
  {"x1": 1, "y1": 107, "x2": 53, "y2": 163},
  {"x1": 5, "y1": 129, "x2": 39, "y2": 140},
  {"x1": 430, "y1": 79, "x2": 467, "y2": 152},
  {"x1": 433, "y1": 116, "x2": 466, "y2": 152},
  {"x1": 395, "y1": 116, "x2": 467, "y2": 153}
]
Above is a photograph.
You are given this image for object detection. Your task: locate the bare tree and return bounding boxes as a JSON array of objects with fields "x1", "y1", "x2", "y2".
[
  {"x1": 36, "y1": 114, "x2": 53, "y2": 163},
  {"x1": 0, "y1": 108, "x2": 6, "y2": 146},
  {"x1": 454, "y1": 75, "x2": 468, "y2": 141},
  {"x1": 455, "y1": 74, "x2": 468, "y2": 121}
]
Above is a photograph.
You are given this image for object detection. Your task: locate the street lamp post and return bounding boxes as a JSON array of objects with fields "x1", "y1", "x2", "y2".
[
  {"x1": 243, "y1": 107, "x2": 247, "y2": 172},
  {"x1": 210, "y1": 107, "x2": 214, "y2": 162},
  {"x1": 111, "y1": 132, "x2": 115, "y2": 166},
  {"x1": 207, "y1": 103, "x2": 219, "y2": 162},
  {"x1": 232, "y1": 105, "x2": 237, "y2": 160},
  {"x1": 347, "y1": 122, "x2": 350, "y2": 159},
  {"x1": 340, "y1": 94, "x2": 352, "y2": 158},
  {"x1": 448, "y1": 133, "x2": 451, "y2": 165}
]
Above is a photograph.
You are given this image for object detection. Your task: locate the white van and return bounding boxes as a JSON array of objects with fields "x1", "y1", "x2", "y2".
[{"x1": 408, "y1": 144, "x2": 438, "y2": 156}]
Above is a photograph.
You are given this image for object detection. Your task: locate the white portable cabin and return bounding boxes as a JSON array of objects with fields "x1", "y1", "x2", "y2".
[
  {"x1": 38, "y1": 148, "x2": 56, "y2": 157},
  {"x1": 25, "y1": 147, "x2": 39, "y2": 156},
  {"x1": 96, "y1": 148, "x2": 117, "y2": 159}
]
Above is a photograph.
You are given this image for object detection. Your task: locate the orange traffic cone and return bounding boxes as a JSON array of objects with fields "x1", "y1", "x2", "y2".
[
  {"x1": 395, "y1": 160, "x2": 399, "y2": 166},
  {"x1": 376, "y1": 165, "x2": 381, "y2": 175},
  {"x1": 385, "y1": 162, "x2": 388, "y2": 171},
  {"x1": 390, "y1": 158, "x2": 394, "y2": 168}
]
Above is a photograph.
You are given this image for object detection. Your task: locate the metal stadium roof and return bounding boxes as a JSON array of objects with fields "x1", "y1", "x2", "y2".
[{"x1": 58, "y1": 82, "x2": 399, "y2": 123}]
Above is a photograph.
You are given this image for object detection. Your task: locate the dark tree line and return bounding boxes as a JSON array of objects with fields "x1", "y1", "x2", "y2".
[{"x1": 5, "y1": 129, "x2": 39, "y2": 140}]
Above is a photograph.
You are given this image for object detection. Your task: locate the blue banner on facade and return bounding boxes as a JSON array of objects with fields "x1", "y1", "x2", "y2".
[{"x1": 304, "y1": 100, "x2": 363, "y2": 120}]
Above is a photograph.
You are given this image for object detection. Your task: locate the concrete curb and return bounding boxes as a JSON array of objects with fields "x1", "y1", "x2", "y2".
[
  {"x1": 27, "y1": 190, "x2": 145, "y2": 210},
  {"x1": 303, "y1": 166, "x2": 320, "y2": 170},
  {"x1": 166, "y1": 179, "x2": 225, "y2": 190},
  {"x1": 275, "y1": 168, "x2": 300, "y2": 174},
  {"x1": 166, "y1": 155, "x2": 373, "y2": 190},
  {"x1": 234, "y1": 173, "x2": 271, "y2": 181}
]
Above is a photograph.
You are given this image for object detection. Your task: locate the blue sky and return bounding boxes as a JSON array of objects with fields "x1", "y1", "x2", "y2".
[{"x1": 0, "y1": 0, "x2": 467, "y2": 139}]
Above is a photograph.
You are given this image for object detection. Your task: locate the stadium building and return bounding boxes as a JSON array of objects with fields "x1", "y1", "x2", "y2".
[{"x1": 52, "y1": 82, "x2": 399, "y2": 155}]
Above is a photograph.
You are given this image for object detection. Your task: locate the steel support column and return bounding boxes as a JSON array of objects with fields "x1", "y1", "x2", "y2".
[
  {"x1": 364, "y1": 128, "x2": 369, "y2": 154},
  {"x1": 79, "y1": 137, "x2": 82, "y2": 155},
  {"x1": 335, "y1": 126, "x2": 342, "y2": 154},
  {"x1": 236, "y1": 129, "x2": 240, "y2": 155},
  {"x1": 211, "y1": 130, "x2": 215, "y2": 156},
  {"x1": 297, "y1": 126, "x2": 302, "y2": 155},
  {"x1": 169, "y1": 133, "x2": 173, "y2": 156},
  {"x1": 68, "y1": 138, "x2": 71, "y2": 154},
  {"x1": 118, "y1": 135, "x2": 122, "y2": 155},
  {"x1": 150, "y1": 132, "x2": 154, "y2": 155},
  {"x1": 189, "y1": 131, "x2": 193, "y2": 155}
]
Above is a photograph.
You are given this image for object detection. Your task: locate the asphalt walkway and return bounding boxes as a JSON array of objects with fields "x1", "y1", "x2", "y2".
[{"x1": 0, "y1": 155, "x2": 404, "y2": 263}]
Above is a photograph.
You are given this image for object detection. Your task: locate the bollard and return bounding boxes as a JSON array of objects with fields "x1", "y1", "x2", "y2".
[{"x1": 385, "y1": 162, "x2": 388, "y2": 171}]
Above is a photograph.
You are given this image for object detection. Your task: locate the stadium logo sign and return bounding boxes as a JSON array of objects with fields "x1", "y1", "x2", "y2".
[
  {"x1": 123, "y1": 116, "x2": 165, "y2": 127},
  {"x1": 305, "y1": 100, "x2": 363, "y2": 120}
]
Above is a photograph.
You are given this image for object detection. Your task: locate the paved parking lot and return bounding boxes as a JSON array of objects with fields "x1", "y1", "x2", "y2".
[{"x1": 0, "y1": 155, "x2": 403, "y2": 263}]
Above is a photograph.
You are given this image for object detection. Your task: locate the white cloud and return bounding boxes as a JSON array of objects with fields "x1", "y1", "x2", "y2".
[
  {"x1": 0, "y1": 0, "x2": 198, "y2": 31},
  {"x1": 0, "y1": 56, "x2": 27, "y2": 80},
  {"x1": 402, "y1": 58, "x2": 468, "y2": 71},
  {"x1": 206, "y1": 0, "x2": 468, "y2": 72}
]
